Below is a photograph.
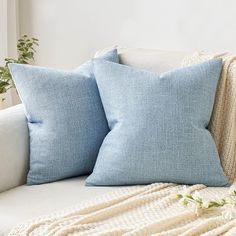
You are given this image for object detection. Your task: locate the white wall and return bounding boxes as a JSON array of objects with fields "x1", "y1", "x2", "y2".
[
  {"x1": 19, "y1": 0, "x2": 236, "y2": 69},
  {"x1": 0, "y1": 0, "x2": 8, "y2": 65},
  {"x1": 0, "y1": 0, "x2": 20, "y2": 109},
  {"x1": 0, "y1": 0, "x2": 19, "y2": 63}
]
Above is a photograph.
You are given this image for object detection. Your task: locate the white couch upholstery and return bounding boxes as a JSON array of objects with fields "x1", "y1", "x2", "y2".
[
  {"x1": 0, "y1": 105, "x2": 28, "y2": 193},
  {"x1": 0, "y1": 48, "x2": 187, "y2": 235}
]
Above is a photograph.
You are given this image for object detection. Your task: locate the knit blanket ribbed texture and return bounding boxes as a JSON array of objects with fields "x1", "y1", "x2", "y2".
[{"x1": 9, "y1": 52, "x2": 236, "y2": 236}]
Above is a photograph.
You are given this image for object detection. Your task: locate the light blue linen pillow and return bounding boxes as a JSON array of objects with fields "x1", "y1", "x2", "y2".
[
  {"x1": 86, "y1": 58, "x2": 228, "y2": 187},
  {"x1": 9, "y1": 49, "x2": 119, "y2": 185}
]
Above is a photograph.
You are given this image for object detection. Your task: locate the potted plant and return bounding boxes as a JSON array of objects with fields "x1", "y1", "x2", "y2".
[{"x1": 0, "y1": 35, "x2": 39, "y2": 109}]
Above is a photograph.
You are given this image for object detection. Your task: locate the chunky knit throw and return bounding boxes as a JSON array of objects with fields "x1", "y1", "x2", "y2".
[
  {"x1": 9, "y1": 53, "x2": 236, "y2": 235},
  {"x1": 8, "y1": 183, "x2": 236, "y2": 236}
]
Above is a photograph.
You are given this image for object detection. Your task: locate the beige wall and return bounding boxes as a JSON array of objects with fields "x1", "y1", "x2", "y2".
[{"x1": 19, "y1": 0, "x2": 236, "y2": 70}]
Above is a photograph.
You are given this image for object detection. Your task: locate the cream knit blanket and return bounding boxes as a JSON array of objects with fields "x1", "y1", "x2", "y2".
[
  {"x1": 8, "y1": 183, "x2": 236, "y2": 236},
  {"x1": 9, "y1": 53, "x2": 236, "y2": 236}
]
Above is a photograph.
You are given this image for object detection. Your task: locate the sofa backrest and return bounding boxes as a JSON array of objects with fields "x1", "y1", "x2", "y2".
[{"x1": 96, "y1": 47, "x2": 188, "y2": 73}]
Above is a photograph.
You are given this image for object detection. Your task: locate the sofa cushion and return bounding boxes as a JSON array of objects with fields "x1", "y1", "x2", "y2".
[
  {"x1": 0, "y1": 177, "x2": 119, "y2": 235},
  {"x1": 86, "y1": 58, "x2": 228, "y2": 186},
  {"x1": 9, "y1": 49, "x2": 119, "y2": 185}
]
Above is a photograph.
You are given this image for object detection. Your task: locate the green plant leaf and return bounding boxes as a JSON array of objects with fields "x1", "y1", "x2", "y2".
[{"x1": 0, "y1": 34, "x2": 39, "y2": 94}]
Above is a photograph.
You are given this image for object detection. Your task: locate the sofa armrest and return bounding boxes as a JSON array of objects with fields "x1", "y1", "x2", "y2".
[{"x1": 0, "y1": 104, "x2": 29, "y2": 192}]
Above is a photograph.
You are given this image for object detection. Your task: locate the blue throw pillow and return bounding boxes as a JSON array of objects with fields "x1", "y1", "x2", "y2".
[
  {"x1": 9, "y1": 49, "x2": 119, "y2": 185},
  {"x1": 86, "y1": 58, "x2": 228, "y2": 187}
]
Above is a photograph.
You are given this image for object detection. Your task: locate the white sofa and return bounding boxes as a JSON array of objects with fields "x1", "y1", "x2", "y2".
[{"x1": 0, "y1": 48, "x2": 188, "y2": 235}]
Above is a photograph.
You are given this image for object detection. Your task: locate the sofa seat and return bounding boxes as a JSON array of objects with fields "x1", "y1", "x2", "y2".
[
  {"x1": 0, "y1": 177, "x2": 230, "y2": 236},
  {"x1": 0, "y1": 176, "x2": 120, "y2": 236}
]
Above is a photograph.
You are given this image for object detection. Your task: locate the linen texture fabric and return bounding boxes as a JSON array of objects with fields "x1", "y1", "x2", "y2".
[
  {"x1": 86, "y1": 58, "x2": 228, "y2": 187},
  {"x1": 9, "y1": 49, "x2": 119, "y2": 185}
]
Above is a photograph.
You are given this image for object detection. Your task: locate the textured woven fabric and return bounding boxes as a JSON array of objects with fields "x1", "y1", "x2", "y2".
[
  {"x1": 8, "y1": 182, "x2": 236, "y2": 236},
  {"x1": 86, "y1": 59, "x2": 228, "y2": 187},
  {"x1": 182, "y1": 52, "x2": 236, "y2": 184},
  {"x1": 8, "y1": 49, "x2": 119, "y2": 185}
]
